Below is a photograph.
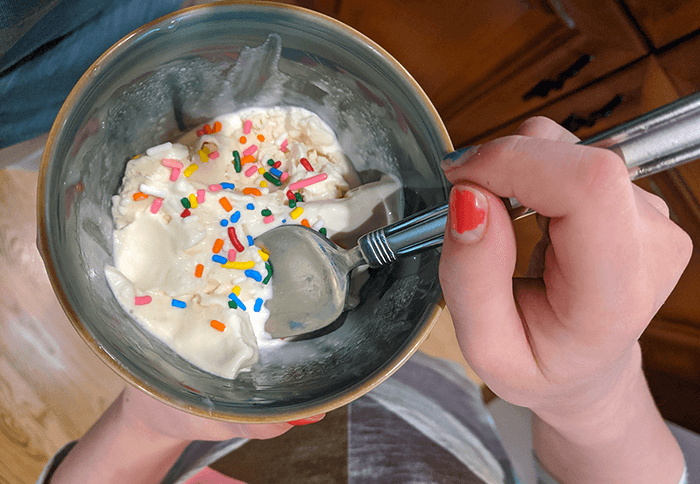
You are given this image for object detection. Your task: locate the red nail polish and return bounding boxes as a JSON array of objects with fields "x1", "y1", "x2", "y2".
[
  {"x1": 288, "y1": 414, "x2": 325, "y2": 426},
  {"x1": 450, "y1": 187, "x2": 487, "y2": 241}
]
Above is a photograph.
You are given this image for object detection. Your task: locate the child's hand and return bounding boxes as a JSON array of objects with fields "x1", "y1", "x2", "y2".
[{"x1": 439, "y1": 117, "x2": 692, "y2": 418}]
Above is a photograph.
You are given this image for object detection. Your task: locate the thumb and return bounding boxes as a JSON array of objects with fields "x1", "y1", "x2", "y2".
[{"x1": 438, "y1": 184, "x2": 532, "y2": 374}]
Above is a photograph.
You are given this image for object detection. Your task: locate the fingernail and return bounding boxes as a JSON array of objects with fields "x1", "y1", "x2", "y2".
[
  {"x1": 288, "y1": 414, "x2": 326, "y2": 426},
  {"x1": 441, "y1": 145, "x2": 480, "y2": 172},
  {"x1": 449, "y1": 186, "x2": 487, "y2": 243}
]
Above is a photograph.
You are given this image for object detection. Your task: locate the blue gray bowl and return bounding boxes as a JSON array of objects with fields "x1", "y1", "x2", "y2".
[{"x1": 38, "y1": 1, "x2": 452, "y2": 422}]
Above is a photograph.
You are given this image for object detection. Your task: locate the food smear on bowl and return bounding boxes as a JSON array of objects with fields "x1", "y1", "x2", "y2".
[{"x1": 104, "y1": 106, "x2": 401, "y2": 379}]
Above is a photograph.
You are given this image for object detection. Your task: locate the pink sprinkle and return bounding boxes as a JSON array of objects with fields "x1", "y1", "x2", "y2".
[
  {"x1": 280, "y1": 172, "x2": 289, "y2": 182},
  {"x1": 243, "y1": 119, "x2": 252, "y2": 134},
  {"x1": 208, "y1": 184, "x2": 223, "y2": 192},
  {"x1": 280, "y1": 139, "x2": 288, "y2": 152},
  {"x1": 228, "y1": 249, "x2": 236, "y2": 261},
  {"x1": 209, "y1": 151, "x2": 220, "y2": 160},
  {"x1": 162, "y1": 158, "x2": 183, "y2": 169},
  {"x1": 263, "y1": 215, "x2": 275, "y2": 224},
  {"x1": 134, "y1": 295, "x2": 152, "y2": 305},
  {"x1": 242, "y1": 145, "x2": 258, "y2": 157},
  {"x1": 196, "y1": 189, "x2": 205, "y2": 203},
  {"x1": 288, "y1": 173, "x2": 328, "y2": 191},
  {"x1": 245, "y1": 165, "x2": 258, "y2": 177},
  {"x1": 170, "y1": 167, "x2": 181, "y2": 182},
  {"x1": 150, "y1": 198, "x2": 163, "y2": 214}
]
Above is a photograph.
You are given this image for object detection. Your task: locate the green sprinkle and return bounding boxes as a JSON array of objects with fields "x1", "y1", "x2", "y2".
[
  {"x1": 288, "y1": 200, "x2": 296, "y2": 208},
  {"x1": 320, "y1": 227, "x2": 327, "y2": 236},
  {"x1": 267, "y1": 159, "x2": 275, "y2": 166},
  {"x1": 261, "y1": 208, "x2": 272, "y2": 216},
  {"x1": 233, "y1": 150, "x2": 242, "y2": 173},
  {"x1": 262, "y1": 262, "x2": 272, "y2": 285},
  {"x1": 294, "y1": 192, "x2": 303, "y2": 202},
  {"x1": 181, "y1": 197, "x2": 191, "y2": 209},
  {"x1": 263, "y1": 172, "x2": 282, "y2": 186},
  {"x1": 228, "y1": 300, "x2": 238, "y2": 309}
]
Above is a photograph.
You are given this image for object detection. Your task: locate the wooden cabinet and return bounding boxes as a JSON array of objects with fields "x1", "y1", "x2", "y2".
[
  {"x1": 297, "y1": 0, "x2": 700, "y2": 433},
  {"x1": 624, "y1": 0, "x2": 700, "y2": 48},
  {"x1": 328, "y1": 0, "x2": 646, "y2": 148}
]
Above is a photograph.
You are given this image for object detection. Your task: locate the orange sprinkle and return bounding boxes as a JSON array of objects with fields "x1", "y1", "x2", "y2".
[
  {"x1": 194, "y1": 264, "x2": 204, "y2": 278},
  {"x1": 132, "y1": 191, "x2": 148, "y2": 201},
  {"x1": 204, "y1": 124, "x2": 212, "y2": 134},
  {"x1": 242, "y1": 187, "x2": 262, "y2": 196},
  {"x1": 212, "y1": 238, "x2": 224, "y2": 253},
  {"x1": 213, "y1": 121, "x2": 222, "y2": 133},
  {"x1": 219, "y1": 197, "x2": 233, "y2": 211},
  {"x1": 257, "y1": 134, "x2": 265, "y2": 142},
  {"x1": 301, "y1": 218, "x2": 311, "y2": 228},
  {"x1": 241, "y1": 155, "x2": 256, "y2": 165},
  {"x1": 239, "y1": 136, "x2": 247, "y2": 144},
  {"x1": 210, "y1": 320, "x2": 226, "y2": 332}
]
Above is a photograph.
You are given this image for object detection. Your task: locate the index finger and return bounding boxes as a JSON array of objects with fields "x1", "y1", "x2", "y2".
[{"x1": 443, "y1": 135, "x2": 642, "y2": 325}]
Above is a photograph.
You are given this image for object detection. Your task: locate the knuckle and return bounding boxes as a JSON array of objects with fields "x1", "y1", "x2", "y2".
[{"x1": 578, "y1": 148, "x2": 629, "y2": 198}]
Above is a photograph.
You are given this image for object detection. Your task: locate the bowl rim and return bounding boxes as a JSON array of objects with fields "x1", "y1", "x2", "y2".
[{"x1": 37, "y1": 0, "x2": 453, "y2": 423}]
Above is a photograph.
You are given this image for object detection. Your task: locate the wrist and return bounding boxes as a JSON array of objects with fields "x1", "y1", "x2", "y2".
[
  {"x1": 51, "y1": 390, "x2": 191, "y2": 484},
  {"x1": 532, "y1": 344, "x2": 685, "y2": 484}
]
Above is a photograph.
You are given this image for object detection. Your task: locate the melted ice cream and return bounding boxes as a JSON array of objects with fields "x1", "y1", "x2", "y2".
[{"x1": 106, "y1": 107, "x2": 400, "y2": 378}]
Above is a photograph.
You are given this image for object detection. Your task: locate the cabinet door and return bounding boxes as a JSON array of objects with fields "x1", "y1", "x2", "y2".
[
  {"x1": 624, "y1": 0, "x2": 700, "y2": 49},
  {"x1": 331, "y1": 0, "x2": 646, "y2": 148}
]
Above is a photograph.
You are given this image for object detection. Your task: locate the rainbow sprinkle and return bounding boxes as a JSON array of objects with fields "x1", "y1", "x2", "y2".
[
  {"x1": 171, "y1": 299, "x2": 186, "y2": 308},
  {"x1": 183, "y1": 164, "x2": 198, "y2": 177},
  {"x1": 289, "y1": 173, "x2": 328, "y2": 191},
  {"x1": 228, "y1": 292, "x2": 246, "y2": 310},
  {"x1": 245, "y1": 269, "x2": 262, "y2": 282},
  {"x1": 254, "y1": 298, "x2": 263, "y2": 312},
  {"x1": 135, "y1": 295, "x2": 152, "y2": 305}
]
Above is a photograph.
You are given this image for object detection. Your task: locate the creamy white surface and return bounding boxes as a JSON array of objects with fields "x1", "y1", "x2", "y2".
[{"x1": 106, "y1": 107, "x2": 400, "y2": 379}]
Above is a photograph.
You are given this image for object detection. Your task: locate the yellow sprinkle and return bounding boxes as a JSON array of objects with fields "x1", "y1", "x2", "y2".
[
  {"x1": 201, "y1": 145, "x2": 210, "y2": 155},
  {"x1": 188, "y1": 193, "x2": 198, "y2": 208},
  {"x1": 260, "y1": 181, "x2": 268, "y2": 188},
  {"x1": 290, "y1": 206, "x2": 303, "y2": 219},
  {"x1": 232, "y1": 285, "x2": 241, "y2": 296},
  {"x1": 258, "y1": 249, "x2": 269, "y2": 261},
  {"x1": 183, "y1": 164, "x2": 198, "y2": 177},
  {"x1": 130, "y1": 154, "x2": 141, "y2": 160},
  {"x1": 223, "y1": 261, "x2": 256, "y2": 270},
  {"x1": 198, "y1": 149, "x2": 209, "y2": 163},
  {"x1": 258, "y1": 167, "x2": 265, "y2": 174}
]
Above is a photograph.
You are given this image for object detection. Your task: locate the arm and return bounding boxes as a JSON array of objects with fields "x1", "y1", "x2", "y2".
[
  {"x1": 49, "y1": 385, "x2": 307, "y2": 484},
  {"x1": 439, "y1": 117, "x2": 690, "y2": 484}
]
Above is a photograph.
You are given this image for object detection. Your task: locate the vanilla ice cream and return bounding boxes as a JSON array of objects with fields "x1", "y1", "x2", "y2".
[{"x1": 106, "y1": 107, "x2": 400, "y2": 379}]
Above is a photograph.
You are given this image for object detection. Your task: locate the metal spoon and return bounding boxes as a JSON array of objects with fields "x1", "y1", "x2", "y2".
[{"x1": 256, "y1": 92, "x2": 700, "y2": 338}]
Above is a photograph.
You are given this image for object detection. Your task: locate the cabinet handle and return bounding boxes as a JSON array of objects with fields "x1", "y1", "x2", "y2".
[
  {"x1": 561, "y1": 94, "x2": 624, "y2": 133},
  {"x1": 523, "y1": 54, "x2": 593, "y2": 100}
]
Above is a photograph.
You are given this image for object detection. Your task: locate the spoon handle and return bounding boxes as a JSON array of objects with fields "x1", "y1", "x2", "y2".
[{"x1": 358, "y1": 91, "x2": 700, "y2": 268}]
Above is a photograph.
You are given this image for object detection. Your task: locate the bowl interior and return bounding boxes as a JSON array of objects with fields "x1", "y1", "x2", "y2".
[{"x1": 40, "y1": 3, "x2": 452, "y2": 421}]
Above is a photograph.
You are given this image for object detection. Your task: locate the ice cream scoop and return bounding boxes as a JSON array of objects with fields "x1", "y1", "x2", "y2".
[{"x1": 258, "y1": 91, "x2": 700, "y2": 338}]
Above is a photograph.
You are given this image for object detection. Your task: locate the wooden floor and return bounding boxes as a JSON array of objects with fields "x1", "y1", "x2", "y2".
[{"x1": 0, "y1": 159, "x2": 479, "y2": 483}]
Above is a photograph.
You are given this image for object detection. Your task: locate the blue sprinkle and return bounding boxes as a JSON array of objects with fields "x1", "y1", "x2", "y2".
[
  {"x1": 282, "y1": 219, "x2": 286, "y2": 223},
  {"x1": 212, "y1": 254, "x2": 227, "y2": 264},
  {"x1": 245, "y1": 269, "x2": 262, "y2": 282},
  {"x1": 228, "y1": 292, "x2": 247, "y2": 310},
  {"x1": 171, "y1": 299, "x2": 186, "y2": 308},
  {"x1": 220, "y1": 219, "x2": 229, "y2": 227},
  {"x1": 254, "y1": 298, "x2": 263, "y2": 312},
  {"x1": 247, "y1": 235, "x2": 254, "y2": 246},
  {"x1": 230, "y1": 211, "x2": 241, "y2": 223},
  {"x1": 269, "y1": 167, "x2": 283, "y2": 177},
  {"x1": 246, "y1": 203, "x2": 255, "y2": 210},
  {"x1": 221, "y1": 182, "x2": 235, "y2": 189}
]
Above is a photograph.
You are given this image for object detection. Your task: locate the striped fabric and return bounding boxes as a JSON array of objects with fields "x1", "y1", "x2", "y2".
[{"x1": 159, "y1": 353, "x2": 519, "y2": 484}]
